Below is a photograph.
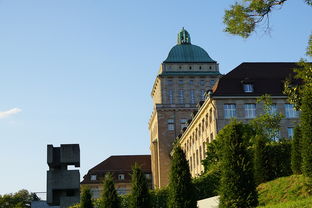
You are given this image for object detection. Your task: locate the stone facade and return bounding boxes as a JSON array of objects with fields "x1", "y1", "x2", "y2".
[
  {"x1": 149, "y1": 28, "x2": 221, "y2": 188},
  {"x1": 177, "y1": 63, "x2": 300, "y2": 177}
]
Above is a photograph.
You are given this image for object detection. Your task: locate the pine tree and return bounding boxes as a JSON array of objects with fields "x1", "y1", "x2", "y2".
[
  {"x1": 81, "y1": 187, "x2": 93, "y2": 208},
  {"x1": 219, "y1": 120, "x2": 258, "y2": 208},
  {"x1": 168, "y1": 145, "x2": 196, "y2": 208},
  {"x1": 253, "y1": 134, "x2": 267, "y2": 185},
  {"x1": 101, "y1": 173, "x2": 120, "y2": 208},
  {"x1": 301, "y1": 88, "x2": 312, "y2": 178},
  {"x1": 291, "y1": 126, "x2": 302, "y2": 174},
  {"x1": 130, "y1": 163, "x2": 150, "y2": 208}
]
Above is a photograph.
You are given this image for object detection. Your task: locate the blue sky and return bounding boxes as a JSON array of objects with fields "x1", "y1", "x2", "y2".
[{"x1": 0, "y1": 0, "x2": 311, "y2": 195}]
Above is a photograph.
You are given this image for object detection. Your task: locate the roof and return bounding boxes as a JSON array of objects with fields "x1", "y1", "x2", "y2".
[
  {"x1": 81, "y1": 155, "x2": 151, "y2": 184},
  {"x1": 212, "y1": 62, "x2": 299, "y2": 97},
  {"x1": 163, "y1": 28, "x2": 216, "y2": 63}
]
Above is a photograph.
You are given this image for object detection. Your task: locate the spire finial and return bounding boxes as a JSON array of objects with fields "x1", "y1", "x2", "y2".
[{"x1": 177, "y1": 28, "x2": 191, "y2": 45}]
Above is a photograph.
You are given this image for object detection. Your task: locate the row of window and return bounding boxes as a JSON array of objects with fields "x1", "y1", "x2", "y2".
[
  {"x1": 167, "y1": 65, "x2": 214, "y2": 70},
  {"x1": 224, "y1": 103, "x2": 299, "y2": 119},
  {"x1": 167, "y1": 79, "x2": 215, "y2": 86},
  {"x1": 168, "y1": 89, "x2": 206, "y2": 104},
  {"x1": 90, "y1": 173, "x2": 151, "y2": 181}
]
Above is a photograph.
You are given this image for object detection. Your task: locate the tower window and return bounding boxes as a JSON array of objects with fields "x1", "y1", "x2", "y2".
[
  {"x1": 168, "y1": 90, "x2": 173, "y2": 104},
  {"x1": 189, "y1": 66, "x2": 192, "y2": 69},
  {"x1": 190, "y1": 89, "x2": 195, "y2": 104},
  {"x1": 199, "y1": 66, "x2": 202, "y2": 70},
  {"x1": 179, "y1": 89, "x2": 184, "y2": 104},
  {"x1": 243, "y1": 84, "x2": 254, "y2": 93},
  {"x1": 168, "y1": 119, "x2": 175, "y2": 131}
]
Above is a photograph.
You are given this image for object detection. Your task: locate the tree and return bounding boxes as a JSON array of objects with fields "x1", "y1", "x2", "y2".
[
  {"x1": 224, "y1": 0, "x2": 311, "y2": 39},
  {"x1": 219, "y1": 120, "x2": 258, "y2": 208},
  {"x1": 300, "y1": 88, "x2": 312, "y2": 178},
  {"x1": 253, "y1": 134, "x2": 267, "y2": 185},
  {"x1": 250, "y1": 94, "x2": 283, "y2": 141},
  {"x1": 81, "y1": 187, "x2": 93, "y2": 208},
  {"x1": 168, "y1": 145, "x2": 196, "y2": 208},
  {"x1": 291, "y1": 125, "x2": 302, "y2": 174},
  {"x1": 101, "y1": 173, "x2": 120, "y2": 208},
  {"x1": 0, "y1": 189, "x2": 35, "y2": 208},
  {"x1": 130, "y1": 163, "x2": 150, "y2": 208}
]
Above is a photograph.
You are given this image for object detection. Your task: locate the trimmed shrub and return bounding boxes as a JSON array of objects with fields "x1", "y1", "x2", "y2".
[
  {"x1": 81, "y1": 187, "x2": 93, "y2": 208},
  {"x1": 130, "y1": 163, "x2": 150, "y2": 208},
  {"x1": 254, "y1": 134, "x2": 267, "y2": 185},
  {"x1": 101, "y1": 173, "x2": 120, "y2": 208},
  {"x1": 301, "y1": 88, "x2": 312, "y2": 178},
  {"x1": 168, "y1": 145, "x2": 196, "y2": 208},
  {"x1": 219, "y1": 120, "x2": 258, "y2": 208},
  {"x1": 291, "y1": 126, "x2": 302, "y2": 174}
]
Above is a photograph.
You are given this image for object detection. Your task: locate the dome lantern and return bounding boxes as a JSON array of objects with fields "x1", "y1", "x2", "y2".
[{"x1": 177, "y1": 27, "x2": 191, "y2": 45}]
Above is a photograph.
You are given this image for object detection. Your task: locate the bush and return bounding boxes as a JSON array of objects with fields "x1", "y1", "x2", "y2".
[
  {"x1": 101, "y1": 173, "x2": 120, "y2": 208},
  {"x1": 254, "y1": 134, "x2": 267, "y2": 185},
  {"x1": 81, "y1": 187, "x2": 93, "y2": 208},
  {"x1": 150, "y1": 188, "x2": 168, "y2": 208},
  {"x1": 192, "y1": 170, "x2": 220, "y2": 200},
  {"x1": 264, "y1": 141, "x2": 292, "y2": 181}
]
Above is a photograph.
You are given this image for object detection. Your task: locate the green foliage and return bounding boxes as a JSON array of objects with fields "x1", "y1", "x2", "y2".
[
  {"x1": 264, "y1": 141, "x2": 292, "y2": 180},
  {"x1": 284, "y1": 61, "x2": 312, "y2": 110},
  {"x1": 130, "y1": 163, "x2": 150, "y2": 208},
  {"x1": 254, "y1": 134, "x2": 267, "y2": 185},
  {"x1": 101, "y1": 173, "x2": 120, "y2": 208},
  {"x1": 202, "y1": 139, "x2": 221, "y2": 172},
  {"x1": 258, "y1": 197, "x2": 312, "y2": 208},
  {"x1": 0, "y1": 189, "x2": 36, "y2": 208},
  {"x1": 192, "y1": 170, "x2": 220, "y2": 200},
  {"x1": 219, "y1": 120, "x2": 258, "y2": 208},
  {"x1": 168, "y1": 145, "x2": 196, "y2": 208},
  {"x1": 291, "y1": 126, "x2": 302, "y2": 174},
  {"x1": 150, "y1": 188, "x2": 169, "y2": 208},
  {"x1": 300, "y1": 88, "x2": 312, "y2": 178},
  {"x1": 81, "y1": 187, "x2": 93, "y2": 208},
  {"x1": 257, "y1": 174, "x2": 310, "y2": 207},
  {"x1": 224, "y1": 0, "x2": 288, "y2": 38},
  {"x1": 250, "y1": 94, "x2": 283, "y2": 141},
  {"x1": 119, "y1": 194, "x2": 130, "y2": 208}
]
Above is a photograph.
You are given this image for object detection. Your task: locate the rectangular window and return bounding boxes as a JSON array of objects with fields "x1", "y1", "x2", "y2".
[
  {"x1": 90, "y1": 175, "x2": 97, "y2": 181},
  {"x1": 269, "y1": 104, "x2": 277, "y2": 114},
  {"x1": 200, "y1": 89, "x2": 205, "y2": 101},
  {"x1": 288, "y1": 127, "x2": 294, "y2": 138},
  {"x1": 210, "y1": 79, "x2": 215, "y2": 86},
  {"x1": 285, "y1": 104, "x2": 299, "y2": 118},
  {"x1": 167, "y1": 80, "x2": 173, "y2": 85},
  {"x1": 179, "y1": 89, "x2": 184, "y2": 104},
  {"x1": 168, "y1": 90, "x2": 173, "y2": 104},
  {"x1": 180, "y1": 119, "x2": 187, "y2": 129},
  {"x1": 178, "y1": 80, "x2": 184, "y2": 85},
  {"x1": 224, "y1": 104, "x2": 236, "y2": 118},
  {"x1": 167, "y1": 119, "x2": 174, "y2": 131},
  {"x1": 118, "y1": 174, "x2": 125, "y2": 180},
  {"x1": 200, "y1": 80, "x2": 205, "y2": 86},
  {"x1": 245, "y1": 104, "x2": 256, "y2": 118},
  {"x1": 190, "y1": 89, "x2": 195, "y2": 104},
  {"x1": 189, "y1": 80, "x2": 194, "y2": 85},
  {"x1": 243, "y1": 84, "x2": 254, "y2": 92}
]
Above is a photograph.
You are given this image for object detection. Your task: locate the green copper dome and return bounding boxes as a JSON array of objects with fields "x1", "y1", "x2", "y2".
[{"x1": 164, "y1": 28, "x2": 216, "y2": 63}]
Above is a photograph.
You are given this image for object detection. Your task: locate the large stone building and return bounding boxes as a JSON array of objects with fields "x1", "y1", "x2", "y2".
[
  {"x1": 149, "y1": 28, "x2": 221, "y2": 188},
  {"x1": 81, "y1": 155, "x2": 152, "y2": 198},
  {"x1": 177, "y1": 62, "x2": 300, "y2": 177}
]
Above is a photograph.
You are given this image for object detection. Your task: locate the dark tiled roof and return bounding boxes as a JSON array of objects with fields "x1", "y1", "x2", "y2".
[
  {"x1": 213, "y1": 62, "x2": 299, "y2": 96},
  {"x1": 81, "y1": 155, "x2": 151, "y2": 184}
]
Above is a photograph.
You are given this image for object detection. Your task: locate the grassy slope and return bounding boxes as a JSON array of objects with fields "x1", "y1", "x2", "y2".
[{"x1": 257, "y1": 174, "x2": 312, "y2": 207}]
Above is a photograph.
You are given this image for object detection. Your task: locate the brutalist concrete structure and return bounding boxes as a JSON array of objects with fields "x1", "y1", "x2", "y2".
[{"x1": 47, "y1": 144, "x2": 80, "y2": 208}]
